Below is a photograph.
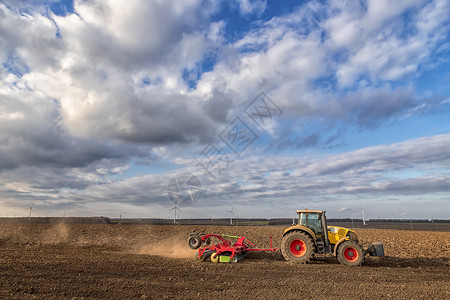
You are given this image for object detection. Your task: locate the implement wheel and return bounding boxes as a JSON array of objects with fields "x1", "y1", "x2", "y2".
[
  {"x1": 281, "y1": 231, "x2": 314, "y2": 263},
  {"x1": 337, "y1": 241, "x2": 364, "y2": 266},
  {"x1": 211, "y1": 252, "x2": 219, "y2": 263},
  {"x1": 187, "y1": 234, "x2": 202, "y2": 250},
  {"x1": 195, "y1": 250, "x2": 212, "y2": 262}
]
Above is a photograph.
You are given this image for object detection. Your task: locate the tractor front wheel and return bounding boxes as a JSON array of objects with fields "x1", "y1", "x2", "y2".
[
  {"x1": 281, "y1": 231, "x2": 314, "y2": 263},
  {"x1": 337, "y1": 241, "x2": 364, "y2": 266}
]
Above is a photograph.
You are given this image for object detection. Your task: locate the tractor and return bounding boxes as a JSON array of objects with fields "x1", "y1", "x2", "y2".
[{"x1": 281, "y1": 209, "x2": 384, "y2": 266}]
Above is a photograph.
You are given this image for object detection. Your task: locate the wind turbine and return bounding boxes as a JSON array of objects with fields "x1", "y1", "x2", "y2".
[
  {"x1": 227, "y1": 205, "x2": 235, "y2": 225},
  {"x1": 28, "y1": 204, "x2": 32, "y2": 223},
  {"x1": 291, "y1": 209, "x2": 297, "y2": 225},
  {"x1": 28, "y1": 204, "x2": 40, "y2": 223},
  {"x1": 170, "y1": 206, "x2": 181, "y2": 224},
  {"x1": 360, "y1": 207, "x2": 366, "y2": 226}
]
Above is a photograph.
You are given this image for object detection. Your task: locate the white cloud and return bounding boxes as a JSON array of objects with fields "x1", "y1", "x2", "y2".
[
  {"x1": 1, "y1": 0, "x2": 228, "y2": 145},
  {"x1": 234, "y1": 0, "x2": 267, "y2": 16},
  {"x1": 364, "y1": 0, "x2": 424, "y2": 30},
  {"x1": 330, "y1": 0, "x2": 449, "y2": 86},
  {"x1": 0, "y1": 111, "x2": 24, "y2": 120},
  {"x1": 0, "y1": 0, "x2": 449, "y2": 218},
  {"x1": 3, "y1": 132, "x2": 448, "y2": 214}
]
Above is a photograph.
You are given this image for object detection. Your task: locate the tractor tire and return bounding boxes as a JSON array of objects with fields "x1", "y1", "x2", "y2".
[
  {"x1": 337, "y1": 240, "x2": 364, "y2": 266},
  {"x1": 187, "y1": 234, "x2": 202, "y2": 250},
  {"x1": 203, "y1": 237, "x2": 211, "y2": 246},
  {"x1": 281, "y1": 231, "x2": 314, "y2": 263}
]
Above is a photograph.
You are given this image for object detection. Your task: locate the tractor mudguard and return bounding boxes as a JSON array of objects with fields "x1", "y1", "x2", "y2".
[
  {"x1": 333, "y1": 237, "x2": 350, "y2": 257},
  {"x1": 366, "y1": 242, "x2": 385, "y2": 257},
  {"x1": 282, "y1": 225, "x2": 316, "y2": 241}
]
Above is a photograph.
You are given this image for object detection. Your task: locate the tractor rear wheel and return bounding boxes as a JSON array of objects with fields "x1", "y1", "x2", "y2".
[
  {"x1": 281, "y1": 231, "x2": 314, "y2": 263},
  {"x1": 337, "y1": 241, "x2": 364, "y2": 266}
]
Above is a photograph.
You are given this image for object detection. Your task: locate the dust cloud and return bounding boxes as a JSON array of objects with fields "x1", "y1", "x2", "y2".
[
  {"x1": 41, "y1": 223, "x2": 69, "y2": 244},
  {"x1": 136, "y1": 239, "x2": 197, "y2": 259}
]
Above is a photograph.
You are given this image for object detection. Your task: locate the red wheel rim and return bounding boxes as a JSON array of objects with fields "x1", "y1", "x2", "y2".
[
  {"x1": 289, "y1": 239, "x2": 307, "y2": 257},
  {"x1": 343, "y1": 247, "x2": 359, "y2": 261}
]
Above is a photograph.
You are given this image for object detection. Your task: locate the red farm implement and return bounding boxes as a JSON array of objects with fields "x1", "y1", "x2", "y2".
[{"x1": 187, "y1": 231, "x2": 278, "y2": 263}]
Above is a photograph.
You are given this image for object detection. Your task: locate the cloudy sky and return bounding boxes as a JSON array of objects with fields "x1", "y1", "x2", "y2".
[{"x1": 1, "y1": 0, "x2": 449, "y2": 219}]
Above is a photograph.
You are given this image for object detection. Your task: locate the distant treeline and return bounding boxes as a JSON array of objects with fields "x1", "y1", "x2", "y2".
[
  {"x1": 327, "y1": 218, "x2": 450, "y2": 223},
  {"x1": 109, "y1": 218, "x2": 450, "y2": 226},
  {"x1": 0, "y1": 217, "x2": 448, "y2": 227},
  {"x1": 0, "y1": 217, "x2": 111, "y2": 224}
]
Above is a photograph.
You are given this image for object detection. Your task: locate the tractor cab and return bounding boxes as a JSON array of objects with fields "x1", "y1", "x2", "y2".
[{"x1": 297, "y1": 210, "x2": 327, "y2": 237}]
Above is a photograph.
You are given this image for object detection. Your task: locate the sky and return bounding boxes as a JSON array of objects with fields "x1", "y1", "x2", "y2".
[{"x1": 0, "y1": 0, "x2": 449, "y2": 220}]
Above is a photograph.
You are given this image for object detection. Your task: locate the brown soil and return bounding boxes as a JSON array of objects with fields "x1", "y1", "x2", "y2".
[{"x1": 0, "y1": 224, "x2": 448, "y2": 299}]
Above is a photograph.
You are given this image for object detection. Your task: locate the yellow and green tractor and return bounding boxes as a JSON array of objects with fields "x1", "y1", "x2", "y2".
[{"x1": 281, "y1": 209, "x2": 384, "y2": 266}]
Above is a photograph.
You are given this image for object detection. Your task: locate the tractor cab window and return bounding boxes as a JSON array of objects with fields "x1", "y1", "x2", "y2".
[
  {"x1": 298, "y1": 213, "x2": 308, "y2": 226},
  {"x1": 298, "y1": 213, "x2": 324, "y2": 235}
]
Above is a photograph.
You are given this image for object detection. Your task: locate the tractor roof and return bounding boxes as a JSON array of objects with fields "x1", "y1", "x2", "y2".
[{"x1": 296, "y1": 209, "x2": 324, "y2": 214}]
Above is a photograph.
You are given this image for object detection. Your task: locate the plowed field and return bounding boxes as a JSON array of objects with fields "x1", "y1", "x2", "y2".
[{"x1": 0, "y1": 224, "x2": 448, "y2": 299}]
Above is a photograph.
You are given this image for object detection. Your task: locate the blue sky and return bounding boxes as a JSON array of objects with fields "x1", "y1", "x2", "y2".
[{"x1": 0, "y1": 0, "x2": 449, "y2": 219}]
